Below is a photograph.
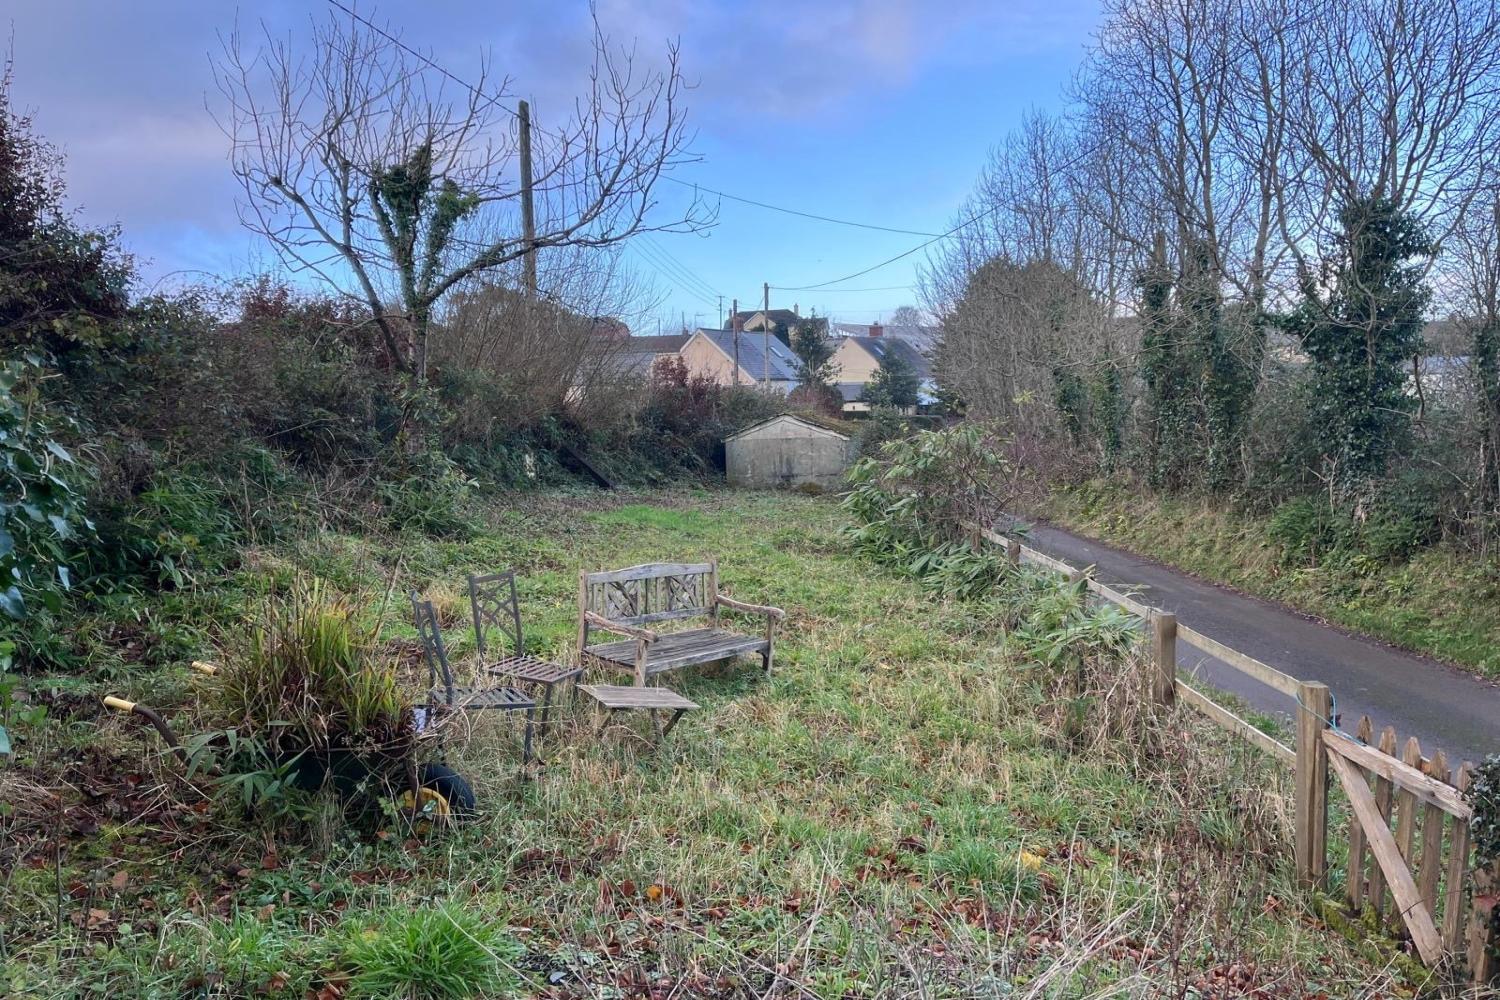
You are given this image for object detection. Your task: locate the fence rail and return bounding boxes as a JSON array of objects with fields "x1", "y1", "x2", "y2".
[{"x1": 962, "y1": 519, "x2": 1496, "y2": 983}]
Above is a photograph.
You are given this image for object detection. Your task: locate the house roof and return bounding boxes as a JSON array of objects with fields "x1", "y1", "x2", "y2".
[
  {"x1": 622, "y1": 334, "x2": 690, "y2": 354},
  {"x1": 695, "y1": 327, "x2": 800, "y2": 382},
  {"x1": 729, "y1": 308, "x2": 803, "y2": 330},
  {"x1": 833, "y1": 322, "x2": 938, "y2": 353},
  {"x1": 725, "y1": 413, "x2": 850, "y2": 443},
  {"x1": 842, "y1": 336, "x2": 933, "y2": 381}
]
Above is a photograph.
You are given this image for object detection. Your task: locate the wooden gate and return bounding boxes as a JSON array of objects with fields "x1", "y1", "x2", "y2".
[{"x1": 1326, "y1": 716, "x2": 1495, "y2": 978}]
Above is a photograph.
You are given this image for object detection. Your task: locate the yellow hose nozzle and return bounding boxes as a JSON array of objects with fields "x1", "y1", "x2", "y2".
[
  {"x1": 103, "y1": 695, "x2": 137, "y2": 713},
  {"x1": 190, "y1": 660, "x2": 218, "y2": 676}
]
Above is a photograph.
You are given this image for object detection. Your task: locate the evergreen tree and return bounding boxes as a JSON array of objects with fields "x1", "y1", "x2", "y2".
[
  {"x1": 1284, "y1": 197, "x2": 1433, "y2": 498},
  {"x1": 788, "y1": 320, "x2": 842, "y2": 414},
  {"x1": 863, "y1": 352, "x2": 922, "y2": 411}
]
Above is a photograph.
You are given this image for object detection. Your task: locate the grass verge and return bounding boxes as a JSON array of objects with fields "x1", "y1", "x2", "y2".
[{"x1": 1044, "y1": 479, "x2": 1500, "y2": 679}]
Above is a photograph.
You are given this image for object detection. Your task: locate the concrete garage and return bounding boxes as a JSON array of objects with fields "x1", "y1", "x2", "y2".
[{"x1": 725, "y1": 414, "x2": 855, "y2": 490}]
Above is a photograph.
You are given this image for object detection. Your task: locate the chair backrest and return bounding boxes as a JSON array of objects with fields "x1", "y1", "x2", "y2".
[
  {"x1": 468, "y1": 570, "x2": 523, "y2": 661},
  {"x1": 578, "y1": 561, "x2": 717, "y2": 647},
  {"x1": 411, "y1": 593, "x2": 456, "y2": 707}
]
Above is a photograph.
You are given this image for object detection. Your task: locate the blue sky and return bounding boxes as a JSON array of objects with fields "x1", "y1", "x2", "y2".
[{"x1": 8, "y1": 0, "x2": 1101, "y2": 330}]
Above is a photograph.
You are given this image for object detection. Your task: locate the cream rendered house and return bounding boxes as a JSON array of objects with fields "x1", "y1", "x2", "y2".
[
  {"x1": 679, "y1": 328, "x2": 800, "y2": 393},
  {"x1": 828, "y1": 325, "x2": 934, "y2": 413}
]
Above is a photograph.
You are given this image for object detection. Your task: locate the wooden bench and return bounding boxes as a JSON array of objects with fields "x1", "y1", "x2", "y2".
[{"x1": 577, "y1": 560, "x2": 785, "y2": 686}]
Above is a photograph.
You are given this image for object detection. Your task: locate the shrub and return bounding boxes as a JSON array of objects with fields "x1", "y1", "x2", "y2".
[
  {"x1": 843, "y1": 424, "x2": 1027, "y2": 599},
  {"x1": 1266, "y1": 496, "x2": 1344, "y2": 564},
  {"x1": 1470, "y1": 755, "x2": 1500, "y2": 869},
  {"x1": 214, "y1": 579, "x2": 410, "y2": 759},
  {"x1": 0, "y1": 356, "x2": 92, "y2": 619}
]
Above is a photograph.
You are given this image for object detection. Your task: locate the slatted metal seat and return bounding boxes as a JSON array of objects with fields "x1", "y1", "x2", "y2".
[
  {"x1": 577, "y1": 560, "x2": 786, "y2": 686},
  {"x1": 412, "y1": 594, "x2": 535, "y2": 764},
  {"x1": 430, "y1": 686, "x2": 536, "y2": 711},
  {"x1": 469, "y1": 571, "x2": 583, "y2": 725}
]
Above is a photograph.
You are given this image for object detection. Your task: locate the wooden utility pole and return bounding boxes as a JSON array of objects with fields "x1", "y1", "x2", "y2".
[
  {"x1": 718, "y1": 295, "x2": 724, "y2": 329},
  {"x1": 762, "y1": 281, "x2": 771, "y2": 387},
  {"x1": 731, "y1": 297, "x2": 740, "y2": 383},
  {"x1": 518, "y1": 100, "x2": 537, "y2": 298}
]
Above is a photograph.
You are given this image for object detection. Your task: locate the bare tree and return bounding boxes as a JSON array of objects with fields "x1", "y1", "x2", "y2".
[{"x1": 215, "y1": 8, "x2": 707, "y2": 381}]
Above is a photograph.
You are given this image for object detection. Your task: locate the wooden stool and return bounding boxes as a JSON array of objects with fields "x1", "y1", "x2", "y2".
[{"x1": 579, "y1": 684, "x2": 698, "y2": 742}]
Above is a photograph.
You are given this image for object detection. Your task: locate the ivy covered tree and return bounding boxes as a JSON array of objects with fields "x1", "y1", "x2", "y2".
[
  {"x1": 1284, "y1": 197, "x2": 1434, "y2": 499},
  {"x1": 863, "y1": 352, "x2": 922, "y2": 411},
  {"x1": 1137, "y1": 232, "x2": 1193, "y2": 489},
  {"x1": 217, "y1": 10, "x2": 704, "y2": 382}
]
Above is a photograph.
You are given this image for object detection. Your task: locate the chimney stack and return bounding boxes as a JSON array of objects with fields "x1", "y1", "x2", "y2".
[{"x1": 869, "y1": 322, "x2": 883, "y2": 338}]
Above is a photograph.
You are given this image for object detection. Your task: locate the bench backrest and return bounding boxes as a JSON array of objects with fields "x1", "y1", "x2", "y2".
[{"x1": 579, "y1": 561, "x2": 718, "y2": 634}]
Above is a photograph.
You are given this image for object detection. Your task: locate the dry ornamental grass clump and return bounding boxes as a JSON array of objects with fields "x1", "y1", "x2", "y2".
[{"x1": 213, "y1": 577, "x2": 411, "y2": 758}]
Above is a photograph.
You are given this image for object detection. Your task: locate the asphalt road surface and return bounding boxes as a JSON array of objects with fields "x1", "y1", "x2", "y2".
[{"x1": 1020, "y1": 521, "x2": 1500, "y2": 763}]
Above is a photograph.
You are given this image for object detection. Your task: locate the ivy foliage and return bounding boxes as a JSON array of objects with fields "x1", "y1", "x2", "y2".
[
  {"x1": 1137, "y1": 233, "x2": 1262, "y2": 492},
  {"x1": 1469, "y1": 755, "x2": 1500, "y2": 869},
  {"x1": 1283, "y1": 197, "x2": 1434, "y2": 498},
  {"x1": 0, "y1": 357, "x2": 91, "y2": 618}
]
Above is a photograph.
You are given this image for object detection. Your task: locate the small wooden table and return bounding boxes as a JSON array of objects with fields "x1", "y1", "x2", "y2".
[{"x1": 579, "y1": 684, "x2": 698, "y2": 741}]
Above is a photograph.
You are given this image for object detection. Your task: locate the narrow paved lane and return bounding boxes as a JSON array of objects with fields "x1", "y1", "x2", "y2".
[{"x1": 1020, "y1": 521, "x2": 1500, "y2": 763}]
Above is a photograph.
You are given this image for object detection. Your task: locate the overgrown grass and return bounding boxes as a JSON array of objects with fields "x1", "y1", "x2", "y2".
[
  {"x1": 0, "y1": 489, "x2": 1407, "y2": 997},
  {"x1": 1045, "y1": 478, "x2": 1500, "y2": 677}
]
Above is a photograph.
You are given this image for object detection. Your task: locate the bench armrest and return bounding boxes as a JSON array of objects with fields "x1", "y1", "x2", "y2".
[
  {"x1": 583, "y1": 610, "x2": 659, "y2": 642},
  {"x1": 715, "y1": 594, "x2": 786, "y2": 620}
]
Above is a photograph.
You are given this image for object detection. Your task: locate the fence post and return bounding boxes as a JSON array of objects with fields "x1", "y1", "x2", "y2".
[
  {"x1": 1006, "y1": 538, "x2": 1021, "y2": 568},
  {"x1": 1295, "y1": 681, "x2": 1331, "y2": 887},
  {"x1": 1151, "y1": 611, "x2": 1177, "y2": 706}
]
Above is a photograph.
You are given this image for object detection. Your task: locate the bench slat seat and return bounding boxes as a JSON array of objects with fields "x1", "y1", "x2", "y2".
[{"x1": 584, "y1": 627, "x2": 769, "y2": 675}]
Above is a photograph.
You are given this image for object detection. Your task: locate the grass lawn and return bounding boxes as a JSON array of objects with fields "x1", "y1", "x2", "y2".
[
  {"x1": 1044, "y1": 480, "x2": 1500, "y2": 679},
  {"x1": 2, "y1": 488, "x2": 1401, "y2": 998}
]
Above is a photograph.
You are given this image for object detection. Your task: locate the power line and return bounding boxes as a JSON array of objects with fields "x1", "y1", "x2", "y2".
[
  {"x1": 770, "y1": 205, "x2": 1003, "y2": 291},
  {"x1": 775, "y1": 131, "x2": 1112, "y2": 291},
  {"x1": 635, "y1": 241, "x2": 719, "y2": 302},
  {"x1": 642, "y1": 236, "x2": 721, "y2": 300},
  {"x1": 327, "y1": 1, "x2": 949, "y2": 254},
  {"x1": 662, "y1": 177, "x2": 942, "y2": 237},
  {"x1": 633, "y1": 242, "x2": 718, "y2": 308},
  {"x1": 771, "y1": 284, "x2": 914, "y2": 293}
]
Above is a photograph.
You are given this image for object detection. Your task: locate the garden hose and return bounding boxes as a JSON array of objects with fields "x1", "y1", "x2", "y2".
[{"x1": 101, "y1": 696, "x2": 188, "y2": 765}]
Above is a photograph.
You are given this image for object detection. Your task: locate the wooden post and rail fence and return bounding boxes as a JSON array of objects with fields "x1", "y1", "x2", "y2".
[{"x1": 964, "y1": 520, "x2": 1498, "y2": 982}]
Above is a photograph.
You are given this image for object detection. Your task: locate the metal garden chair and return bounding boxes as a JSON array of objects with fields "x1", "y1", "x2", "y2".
[
  {"x1": 411, "y1": 593, "x2": 535, "y2": 764},
  {"x1": 468, "y1": 570, "x2": 583, "y2": 725}
]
